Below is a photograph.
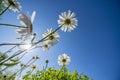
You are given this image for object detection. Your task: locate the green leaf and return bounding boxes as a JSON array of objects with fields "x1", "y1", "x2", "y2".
[
  {"x1": 2, "y1": 62, "x2": 19, "y2": 67},
  {"x1": 0, "y1": 52, "x2": 8, "y2": 61},
  {"x1": 23, "y1": 67, "x2": 92, "y2": 80}
]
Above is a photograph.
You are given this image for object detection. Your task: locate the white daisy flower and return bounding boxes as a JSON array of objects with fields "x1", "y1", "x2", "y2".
[
  {"x1": 16, "y1": 11, "x2": 36, "y2": 41},
  {"x1": 42, "y1": 28, "x2": 60, "y2": 45},
  {"x1": 3, "y1": 0, "x2": 21, "y2": 12},
  {"x1": 42, "y1": 43, "x2": 51, "y2": 51},
  {"x1": 58, "y1": 53, "x2": 71, "y2": 66},
  {"x1": 31, "y1": 64, "x2": 37, "y2": 70},
  {"x1": 58, "y1": 10, "x2": 78, "y2": 32}
]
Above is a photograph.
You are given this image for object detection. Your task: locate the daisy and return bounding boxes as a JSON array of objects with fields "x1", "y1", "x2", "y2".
[
  {"x1": 42, "y1": 28, "x2": 60, "y2": 46},
  {"x1": 3, "y1": 0, "x2": 21, "y2": 12},
  {"x1": 16, "y1": 11, "x2": 36, "y2": 41},
  {"x1": 31, "y1": 64, "x2": 37, "y2": 70},
  {"x1": 33, "y1": 55, "x2": 40, "y2": 59},
  {"x1": 45, "y1": 59, "x2": 49, "y2": 63},
  {"x1": 58, "y1": 10, "x2": 78, "y2": 32},
  {"x1": 42, "y1": 43, "x2": 51, "y2": 51},
  {"x1": 20, "y1": 63, "x2": 27, "y2": 67},
  {"x1": 58, "y1": 53, "x2": 71, "y2": 66}
]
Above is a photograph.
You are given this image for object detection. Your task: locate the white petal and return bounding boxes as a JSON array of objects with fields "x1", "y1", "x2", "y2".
[
  {"x1": 16, "y1": 28, "x2": 27, "y2": 34},
  {"x1": 31, "y1": 11, "x2": 36, "y2": 23},
  {"x1": 70, "y1": 12, "x2": 76, "y2": 18},
  {"x1": 67, "y1": 10, "x2": 71, "y2": 18},
  {"x1": 18, "y1": 13, "x2": 31, "y2": 26}
]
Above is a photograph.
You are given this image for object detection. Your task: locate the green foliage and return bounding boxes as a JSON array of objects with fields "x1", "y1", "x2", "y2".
[
  {"x1": 0, "y1": 71, "x2": 15, "y2": 80},
  {"x1": 23, "y1": 66, "x2": 92, "y2": 80},
  {"x1": 0, "y1": 52, "x2": 8, "y2": 61},
  {"x1": 2, "y1": 62, "x2": 19, "y2": 67},
  {"x1": 0, "y1": 0, "x2": 5, "y2": 14}
]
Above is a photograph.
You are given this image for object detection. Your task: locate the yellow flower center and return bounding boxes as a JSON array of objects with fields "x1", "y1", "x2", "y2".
[
  {"x1": 32, "y1": 66, "x2": 36, "y2": 69},
  {"x1": 44, "y1": 44, "x2": 48, "y2": 48},
  {"x1": 62, "y1": 58, "x2": 66, "y2": 63},
  {"x1": 49, "y1": 35, "x2": 54, "y2": 40},
  {"x1": 8, "y1": 0, "x2": 15, "y2": 6},
  {"x1": 64, "y1": 19, "x2": 71, "y2": 25}
]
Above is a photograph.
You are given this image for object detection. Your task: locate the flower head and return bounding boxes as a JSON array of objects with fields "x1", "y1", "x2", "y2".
[
  {"x1": 58, "y1": 10, "x2": 78, "y2": 32},
  {"x1": 16, "y1": 11, "x2": 36, "y2": 41},
  {"x1": 33, "y1": 55, "x2": 40, "y2": 59},
  {"x1": 45, "y1": 59, "x2": 49, "y2": 64},
  {"x1": 31, "y1": 64, "x2": 37, "y2": 70},
  {"x1": 42, "y1": 28, "x2": 60, "y2": 46},
  {"x1": 3, "y1": 0, "x2": 21, "y2": 12},
  {"x1": 58, "y1": 53, "x2": 71, "y2": 66},
  {"x1": 42, "y1": 43, "x2": 51, "y2": 51},
  {"x1": 20, "y1": 63, "x2": 27, "y2": 67}
]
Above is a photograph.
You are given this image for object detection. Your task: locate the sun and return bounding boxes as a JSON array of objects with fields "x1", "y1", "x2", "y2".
[
  {"x1": 20, "y1": 43, "x2": 32, "y2": 50},
  {"x1": 24, "y1": 44, "x2": 32, "y2": 50}
]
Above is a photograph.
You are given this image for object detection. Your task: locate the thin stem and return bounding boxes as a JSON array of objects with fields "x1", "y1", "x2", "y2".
[
  {"x1": 18, "y1": 52, "x2": 26, "y2": 60},
  {"x1": 4, "y1": 46, "x2": 17, "y2": 53},
  {"x1": 19, "y1": 59, "x2": 36, "y2": 76},
  {"x1": 0, "y1": 46, "x2": 17, "y2": 59},
  {"x1": 0, "y1": 25, "x2": 63, "y2": 63},
  {"x1": 0, "y1": 50, "x2": 26, "y2": 65},
  {"x1": 52, "y1": 65, "x2": 65, "y2": 79},
  {"x1": 0, "y1": 25, "x2": 63, "y2": 47},
  {"x1": 0, "y1": 44, "x2": 37, "y2": 64},
  {"x1": 43, "y1": 62, "x2": 48, "y2": 80},
  {"x1": 1, "y1": 66, "x2": 8, "y2": 72},
  {"x1": 9, "y1": 58, "x2": 34, "y2": 78},
  {"x1": 31, "y1": 34, "x2": 36, "y2": 43},
  {"x1": 44, "y1": 63, "x2": 48, "y2": 71},
  {"x1": 0, "y1": 23, "x2": 27, "y2": 28},
  {"x1": 0, "y1": 43, "x2": 25, "y2": 46},
  {"x1": 0, "y1": 4, "x2": 11, "y2": 16},
  {"x1": 34, "y1": 25, "x2": 63, "y2": 45}
]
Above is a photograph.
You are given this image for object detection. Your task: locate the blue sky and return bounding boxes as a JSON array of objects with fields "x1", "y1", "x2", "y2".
[{"x1": 0, "y1": 0, "x2": 120, "y2": 80}]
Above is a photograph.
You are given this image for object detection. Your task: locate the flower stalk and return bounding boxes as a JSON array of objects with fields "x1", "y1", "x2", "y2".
[
  {"x1": 9, "y1": 58, "x2": 36, "y2": 79},
  {"x1": 0, "y1": 23, "x2": 27, "y2": 28},
  {"x1": 0, "y1": 4, "x2": 11, "y2": 16}
]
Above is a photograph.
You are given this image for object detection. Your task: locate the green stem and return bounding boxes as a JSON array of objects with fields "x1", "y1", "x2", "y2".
[
  {"x1": 52, "y1": 65, "x2": 65, "y2": 79},
  {"x1": 0, "y1": 43, "x2": 25, "y2": 46},
  {"x1": 1, "y1": 66, "x2": 8, "y2": 72},
  {"x1": 4, "y1": 46, "x2": 17, "y2": 53},
  {"x1": 0, "y1": 44, "x2": 36, "y2": 65},
  {"x1": 44, "y1": 63, "x2": 48, "y2": 71},
  {"x1": 0, "y1": 23, "x2": 27, "y2": 28},
  {"x1": 34, "y1": 25, "x2": 63, "y2": 45},
  {"x1": 0, "y1": 25, "x2": 63, "y2": 47},
  {"x1": 0, "y1": 50, "x2": 26, "y2": 65},
  {"x1": 43, "y1": 63, "x2": 48, "y2": 80},
  {"x1": 0, "y1": 46, "x2": 17, "y2": 63},
  {"x1": 18, "y1": 59, "x2": 36, "y2": 75},
  {"x1": 9, "y1": 58, "x2": 34, "y2": 79},
  {"x1": 0, "y1": 25, "x2": 63, "y2": 63},
  {"x1": 0, "y1": 4, "x2": 11, "y2": 16}
]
